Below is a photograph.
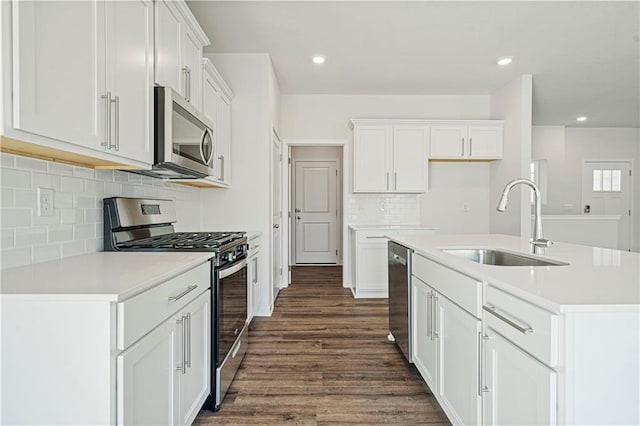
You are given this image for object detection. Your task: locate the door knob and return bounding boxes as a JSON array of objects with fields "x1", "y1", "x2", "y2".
[
  {"x1": 296, "y1": 216, "x2": 301, "y2": 220},
  {"x1": 273, "y1": 224, "x2": 280, "y2": 229},
  {"x1": 295, "y1": 208, "x2": 301, "y2": 213}
]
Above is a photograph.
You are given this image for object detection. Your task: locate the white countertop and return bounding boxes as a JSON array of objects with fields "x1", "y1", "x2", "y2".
[
  {"x1": 388, "y1": 234, "x2": 640, "y2": 313},
  {"x1": 0, "y1": 252, "x2": 213, "y2": 302},
  {"x1": 348, "y1": 224, "x2": 436, "y2": 231},
  {"x1": 246, "y1": 231, "x2": 262, "y2": 240}
]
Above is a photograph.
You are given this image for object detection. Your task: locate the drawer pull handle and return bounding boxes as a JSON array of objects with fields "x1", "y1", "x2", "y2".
[
  {"x1": 168, "y1": 285, "x2": 198, "y2": 301},
  {"x1": 232, "y1": 340, "x2": 241, "y2": 358},
  {"x1": 366, "y1": 236, "x2": 386, "y2": 239},
  {"x1": 483, "y1": 305, "x2": 534, "y2": 334}
]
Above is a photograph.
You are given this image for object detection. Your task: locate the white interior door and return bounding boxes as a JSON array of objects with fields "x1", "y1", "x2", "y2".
[
  {"x1": 582, "y1": 161, "x2": 633, "y2": 251},
  {"x1": 271, "y1": 132, "x2": 282, "y2": 304},
  {"x1": 294, "y1": 161, "x2": 338, "y2": 264}
]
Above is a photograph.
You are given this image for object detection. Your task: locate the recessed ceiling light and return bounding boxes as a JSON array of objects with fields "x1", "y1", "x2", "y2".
[
  {"x1": 497, "y1": 57, "x2": 513, "y2": 66},
  {"x1": 312, "y1": 55, "x2": 326, "y2": 64},
  {"x1": 576, "y1": 116, "x2": 588, "y2": 122}
]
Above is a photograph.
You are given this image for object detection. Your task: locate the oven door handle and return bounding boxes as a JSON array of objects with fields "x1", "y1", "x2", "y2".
[{"x1": 219, "y1": 259, "x2": 248, "y2": 279}]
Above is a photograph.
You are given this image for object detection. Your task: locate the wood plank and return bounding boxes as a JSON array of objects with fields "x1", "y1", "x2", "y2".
[{"x1": 194, "y1": 265, "x2": 449, "y2": 425}]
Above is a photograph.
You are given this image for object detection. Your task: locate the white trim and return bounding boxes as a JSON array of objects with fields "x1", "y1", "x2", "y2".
[
  {"x1": 202, "y1": 58, "x2": 233, "y2": 100},
  {"x1": 349, "y1": 118, "x2": 503, "y2": 129},
  {"x1": 282, "y1": 139, "x2": 349, "y2": 288},
  {"x1": 173, "y1": 0, "x2": 210, "y2": 47}
]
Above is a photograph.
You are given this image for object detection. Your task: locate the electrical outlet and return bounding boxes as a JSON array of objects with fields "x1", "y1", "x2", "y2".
[{"x1": 37, "y1": 188, "x2": 54, "y2": 217}]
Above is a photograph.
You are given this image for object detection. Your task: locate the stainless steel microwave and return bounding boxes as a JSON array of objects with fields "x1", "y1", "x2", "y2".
[{"x1": 136, "y1": 86, "x2": 216, "y2": 179}]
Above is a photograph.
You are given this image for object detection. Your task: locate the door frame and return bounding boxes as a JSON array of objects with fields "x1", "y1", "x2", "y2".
[
  {"x1": 581, "y1": 159, "x2": 635, "y2": 251},
  {"x1": 269, "y1": 127, "x2": 282, "y2": 313},
  {"x1": 292, "y1": 159, "x2": 340, "y2": 265},
  {"x1": 282, "y1": 139, "x2": 348, "y2": 288}
]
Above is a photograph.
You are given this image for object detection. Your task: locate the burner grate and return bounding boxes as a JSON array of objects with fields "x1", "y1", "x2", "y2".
[{"x1": 119, "y1": 232, "x2": 245, "y2": 250}]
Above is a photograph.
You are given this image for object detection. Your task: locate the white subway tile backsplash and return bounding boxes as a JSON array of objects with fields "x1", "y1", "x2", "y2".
[
  {"x1": 32, "y1": 172, "x2": 61, "y2": 191},
  {"x1": 74, "y1": 224, "x2": 96, "y2": 240},
  {"x1": 54, "y1": 192, "x2": 73, "y2": 209},
  {"x1": 1, "y1": 229, "x2": 15, "y2": 248},
  {"x1": 1, "y1": 209, "x2": 32, "y2": 228},
  {"x1": 48, "y1": 225, "x2": 74, "y2": 242},
  {"x1": 62, "y1": 240, "x2": 85, "y2": 258},
  {"x1": 1, "y1": 156, "x2": 202, "y2": 269},
  {"x1": 33, "y1": 244, "x2": 61, "y2": 263},
  {"x1": 60, "y1": 208, "x2": 84, "y2": 225},
  {"x1": 2, "y1": 247, "x2": 32, "y2": 269},
  {"x1": 1, "y1": 188, "x2": 13, "y2": 207},
  {"x1": 60, "y1": 176, "x2": 84, "y2": 193},
  {"x1": 74, "y1": 194, "x2": 95, "y2": 208},
  {"x1": 348, "y1": 193, "x2": 421, "y2": 226},
  {"x1": 47, "y1": 162, "x2": 74, "y2": 176},
  {"x1": 15, "y1": 156, "x2": 48, "y2": 172},
  {"x1": 15, "y1": 227, "x2": 47, "y2": 246},
  {"x1": 14, "y1": 189, "x2": 38, "y2": 209},
  {"x1": 1, "y1": 169, "x2": 31, "y2": 188}
]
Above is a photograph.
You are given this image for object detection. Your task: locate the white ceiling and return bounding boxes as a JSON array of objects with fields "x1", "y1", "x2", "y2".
[{"x1": 187, "y1": 1, "x2": 640, "y2": 128}]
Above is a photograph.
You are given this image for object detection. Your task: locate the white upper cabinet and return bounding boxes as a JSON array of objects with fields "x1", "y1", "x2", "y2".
[
  {"x1": 105, "y1": 0, "x2": 153, "y2": 164},
  {"x1": 11, "y1": 1, "x2": 105, "y2": 150},
  {"x1": 153, "y1": 0, "x2": 208, "y2": 109},
  {"x1": 154, "y1": 0, "x2": 182, "y2": 92},
  {"x1": 7, "y1": 0, "x2": 153, "y2": 166},
  {"x1": 352, "y1": 121, "x2": 428, "y2": 193},
  {"x1": 353, "y1": 125, "x2": 390, "y2": 192},
  {"x1": 430, "y1": 123, "x2": 503, "y2": 160},
  {"x1": 202, "y1": 58, "x2": 233, "y2": 186}
]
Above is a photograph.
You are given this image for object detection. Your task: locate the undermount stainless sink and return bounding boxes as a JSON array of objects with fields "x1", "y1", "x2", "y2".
[{"x1": 441, "y1": 248, "x2": 569, "y2": 267}]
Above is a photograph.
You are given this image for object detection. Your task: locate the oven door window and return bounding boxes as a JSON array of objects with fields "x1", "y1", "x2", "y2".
[
  {"x1": 217, "y1": 260, "x2": 247, "y2": 361},
  {"x1": 172, "y1": 102, "x2": 215, "y2": 167}
]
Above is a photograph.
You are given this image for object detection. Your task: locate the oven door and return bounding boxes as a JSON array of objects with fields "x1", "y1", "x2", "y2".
[{"x1": 215, "y1": 258, "x2": 248, "y2": 363}]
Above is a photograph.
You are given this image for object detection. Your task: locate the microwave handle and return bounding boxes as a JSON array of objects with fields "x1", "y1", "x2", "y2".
[{"x1": 199, "y1": 128, "x2": 215, "y2": 166}]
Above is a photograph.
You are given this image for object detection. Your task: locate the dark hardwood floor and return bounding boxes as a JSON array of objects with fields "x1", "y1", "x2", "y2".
[{"x1": 194, "y1": 266, "x2": 449, "y2": 425}]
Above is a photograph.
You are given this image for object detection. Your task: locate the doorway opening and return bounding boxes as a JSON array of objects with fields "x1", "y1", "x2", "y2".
[{"x1": 290, "y1": 145, "x2": 343, "y2": 266}]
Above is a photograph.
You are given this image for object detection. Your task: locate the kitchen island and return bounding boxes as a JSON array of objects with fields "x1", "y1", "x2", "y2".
[{"x1": 387, "y1": 233, "x2": 639, "y2": 425}]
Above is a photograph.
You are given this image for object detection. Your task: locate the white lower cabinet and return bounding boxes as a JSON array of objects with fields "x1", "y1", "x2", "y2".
[
  {"x1": 117, "y1": 289, "x2": 210, "y2": 426},
  {"x1": 482, "y1": 328, "x2": 557, "y2": 426},
  {"x1": 247, "y1": 235, "x2": 262, "y2": 322},
  {"x1": 412, "y1": 274, "x2": 480, "y2": 425},
  {"x1": 436, "y1": 294, "x2": 481, "y2": 426}
]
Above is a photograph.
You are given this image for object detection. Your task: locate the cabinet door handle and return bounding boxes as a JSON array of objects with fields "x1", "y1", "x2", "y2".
[
  {"x1": 182, "y1": 66, "x2": 189, "y2": 100},
  {"x1": 432, "y1": 294, "x2": 439, "y2": 338},
  {"x1": 394, "y1": 171, "x2": 398, "y2": 190},
  {"x1": 185, "y1": 312, "x2": 191, "y2": 369},
  {"x1": 427, "y1": 292, "x2": 432, "y2": 339},
  {"x1": 111, "y1": 95, "x2": 120, "y2": 151},
  {"x1": 182, "y1": 315, "x2": 188, "y2": 373},
  {"x1": 176, "y1": 317, "x2": 185, "y2": 373},
  {"x1": 461, "y1": 137, "x2": 465, "y2": 156},
  {"x1": 483, "y1": 305, "x2": 534, "y2": 334},
  {"x1": 101, "y1": 92, "x2": 111, "y2": 149},
  {"x1": 168, "y1": 284, "x2": 198, "y2": 301},
  {"x1": 478, "y1": 332, "x2": 489, "y2": 395},
  {"x1": 386, "y1": 172, "x2": 390, "y2": 190},
  {"x1": 253, "y1": 257, "x2": 258, "y2": 284},
  {"x1": 469, "y1": 137, "x2": 473, "y2": 156},
  {"x1": 219, "y1": 155, "x2": 225, "y2": 181}
]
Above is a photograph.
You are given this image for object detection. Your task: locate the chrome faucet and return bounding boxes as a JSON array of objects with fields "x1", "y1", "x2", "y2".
[{"x1": 496, "y1": 178, "x2": 552, "y2": 254}]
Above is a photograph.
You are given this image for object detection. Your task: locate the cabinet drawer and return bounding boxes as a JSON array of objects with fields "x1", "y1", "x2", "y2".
[
  {"x1": 412, "y1": 254, "x2": 481, "y2": 317},
  {"x1": 357, "y1": 230, "x2": 389, "y2": 243},
  {"x1": 247, "y1": 236, "x2": 262, "y2": 255},
  {"x1": 484, "y1": 285, "x2": 558, "y2": 367},
  {"x1": 117, "y1": 262, "x2": 210, "y2": 350}
]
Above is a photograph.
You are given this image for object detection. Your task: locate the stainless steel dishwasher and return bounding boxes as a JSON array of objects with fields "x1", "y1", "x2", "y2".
[{"x1": 388, "y1": 241, "x2": 412, "y2": 362}]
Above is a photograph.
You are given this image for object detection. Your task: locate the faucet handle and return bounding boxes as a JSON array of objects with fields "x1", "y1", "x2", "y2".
[{"x1": 531, "y1": 238, "x2": 553, "y2": 248}]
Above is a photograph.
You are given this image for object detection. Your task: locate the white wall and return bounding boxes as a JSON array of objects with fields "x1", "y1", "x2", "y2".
[
  {"x1": 532, "y1": 126, "x2": 640, "y2": 251},
  {"x1": 489, "y1": 75, "x2": 533, "y2": 237},
  {"x1": 280, "y1": 94, "x2": 493, "y2": 233},
  {"x1": 0, "y1": 153, "x2": 202, "y2": 269},
  {"x1": 201, "y1": 53, "x2": 279, "y2": 316}
]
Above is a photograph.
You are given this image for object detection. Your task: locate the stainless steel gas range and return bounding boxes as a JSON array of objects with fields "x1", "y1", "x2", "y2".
[{"x1": 103, "y1": 197, "x2": 247, "y2": 411}]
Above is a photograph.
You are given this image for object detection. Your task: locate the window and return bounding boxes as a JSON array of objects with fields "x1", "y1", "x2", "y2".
[{"x1": 592, "y1": 169, "x2": 622, "y2": 192}]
